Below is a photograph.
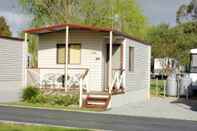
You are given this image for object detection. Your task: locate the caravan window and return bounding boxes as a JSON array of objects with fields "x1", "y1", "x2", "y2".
[{"x1": 190, "y1": 54, "x2": 197, "y2": 73}]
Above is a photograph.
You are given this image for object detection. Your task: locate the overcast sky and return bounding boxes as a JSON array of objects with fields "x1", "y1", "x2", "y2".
[
  {"x1": 0, "y1": 0, "x2": 192, "y2": 37},
  {"x1": 0, "y1": 0, "x2": 31, "y2": 36},
  {"x1": 137, "y1": 0, "x2": 190, "y2": 26}
]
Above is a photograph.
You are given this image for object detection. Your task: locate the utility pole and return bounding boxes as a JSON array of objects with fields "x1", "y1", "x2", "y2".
[{"x1": 65, "y1": 0, "x2": 70, "y2": 23}]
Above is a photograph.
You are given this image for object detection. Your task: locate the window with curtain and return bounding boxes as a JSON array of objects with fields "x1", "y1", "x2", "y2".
[
  {"x1": 129, "y1": 47, "x2": 134, "y2": 72},
  {"x1": 57, "y1": 44, "x2": 81, "y2": 64}
]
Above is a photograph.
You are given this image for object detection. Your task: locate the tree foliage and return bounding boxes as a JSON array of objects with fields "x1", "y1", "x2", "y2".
[
  {"x1": 0, "y1": 16, "x2": 12, "y2": 37},
  {"x1": 147, "y1": 0, "x2": 197, "y2": 65},
  {"x1": 27, "y1": 35, "x2": 38, "y2": 68},
  {"x1": 176, "y1": 0, "x2": 197, "y2": 24},
  {"x1": 20, "y1": 0, "x2": 148, "y2": 38},
  {"x1": 19, "y1": 0, "x2": 79, "y2": 26},
  {"x1": 79, "y1": 0, "x2": 148, "y2": 38},
  {"x1": 145, "y1": 22, "x2": 197, "y2": 65}
]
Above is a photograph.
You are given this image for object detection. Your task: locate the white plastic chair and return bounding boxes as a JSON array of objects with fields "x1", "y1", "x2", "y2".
[{"x1": 41, "y1": 73, "x2": 56, "y2": 88}]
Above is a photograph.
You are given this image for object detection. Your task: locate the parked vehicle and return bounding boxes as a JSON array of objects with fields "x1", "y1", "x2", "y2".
[
  {"x1": 188, "y1": 48, "x2": 197, "y2": 95},
  {"x1": 151, "y1": 58, "x2": 178, "y2": 79}
]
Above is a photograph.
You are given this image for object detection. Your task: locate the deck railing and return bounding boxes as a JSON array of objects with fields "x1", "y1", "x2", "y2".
[
  {"x1": 110, "y1": 68, "x2": 125, "y2": 94},
  {"x1": 27, "y1": 67, "x2": 89, "y2": 91},
  {"x1": 27, "y1": 68, "x2": 40, "y2": 86},
  {"x1": 79, "y1": 68, "x2": 89, "y2": 107}
]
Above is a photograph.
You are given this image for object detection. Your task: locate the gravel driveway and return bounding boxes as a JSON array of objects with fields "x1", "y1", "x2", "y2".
[{"x1": 104, "y1": 97, "x2": 197, "y2": 121}]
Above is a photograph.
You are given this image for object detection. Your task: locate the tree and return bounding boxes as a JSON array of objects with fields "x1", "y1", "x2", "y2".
[
  {"x1": 176, "y1": 0, "x2": 197, "y2": 24},
  {"x1": 19, "y1": 0, "x2": 79, "y2": 27},
  {"x1": 172, "y1": 21, "x2": 197, "y2": 64},
  {"x1": 145, "y1": 24, "x2": 175, "y2": 58},
  {"x1": 79, "y1": 0, "x2": 148, "y2": 38},
  {"x1": 20, "y1": 0, "x2": 148, "y2": 38},
  {"x1": 0, "y1": 16, "x2": 12, "y2": 37},
  {"x1": 27, "y1": 35, "x2": 38, "y2": 68},
  {"x1": 145, "y1": 22, "x2": 197, "y2": 65}
]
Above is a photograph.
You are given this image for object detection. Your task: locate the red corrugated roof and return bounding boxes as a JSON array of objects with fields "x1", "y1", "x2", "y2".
[
  {"x1": 24, "y1": 23, "x2": 113, "y2": 34},
  {"x1": 24, "y1": 23, "x2": 150, "y2": 45}
]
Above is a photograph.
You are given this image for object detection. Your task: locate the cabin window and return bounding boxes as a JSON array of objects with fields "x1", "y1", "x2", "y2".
[
  {"x1": 57, "y1": 44, "x2": 81, "y2": 64},
  {"x1": 129, "y1": 47, "x2": 134, "y2": 72},
  {"x1": 69, "y1": 44, "x2": 81, "y2": 64},
  {"x1": 57, "y1": 44, "x2": 65, "y2": 64}
]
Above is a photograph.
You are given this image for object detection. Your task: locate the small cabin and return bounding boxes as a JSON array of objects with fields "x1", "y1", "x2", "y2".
[{"x1": 24, "y1": 24, "x2": 151, "y2": 109}]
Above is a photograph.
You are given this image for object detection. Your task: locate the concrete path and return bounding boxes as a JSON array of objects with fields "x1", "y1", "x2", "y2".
[
  {"x1": 105, "y1": 97, "x2": 197, "y2": 121},
  {"x1": 0, "y1": 106, "x2": 197, "y2": 131}
]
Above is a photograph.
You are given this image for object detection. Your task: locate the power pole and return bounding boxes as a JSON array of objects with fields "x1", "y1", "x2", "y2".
[{"x1": 65, "y1": 0, "x2": 70, "y2": 23}]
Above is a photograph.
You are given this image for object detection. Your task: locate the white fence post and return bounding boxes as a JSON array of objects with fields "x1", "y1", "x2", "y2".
[
  {"x1": 65, "y1": 26, "x2": 69, "y2": 92},
  {"x1": 23, "y1": 33, "x2": 28, "y2": 88},
  {"x1": 79, "y1": 78, "x2": 83, "y2": 108},
  {"x1": 108, "y1": 31, "x2": 113, "y2": 94},
  {"x1": 156, "y1": 78, "x2": 158, "y2": 96},
  {"x1": 163, "y1": 80, "x2": 166, "y2": 97}
]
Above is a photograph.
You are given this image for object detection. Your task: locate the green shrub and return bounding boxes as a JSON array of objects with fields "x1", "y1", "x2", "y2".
[
  {"x1": 22, "y1": 86, "x2": 79, "y2": 106},
  {"x1": 22, "y1": 85, "x2": 40, "y2": 102},
  {"x1": 52, "y1": 95, "x2": 68, "y2": 105},
  {"x1": 70, "y1": 95, "x2": 79, "y2": 105},
  {"x1": 30, "y1": 94, "x2": 48, "y2": 104},
  {"x1": 47, "y1": 95, "x2": 79, "y2": 106}
]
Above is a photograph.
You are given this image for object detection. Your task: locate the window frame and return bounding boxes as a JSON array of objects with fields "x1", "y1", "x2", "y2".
[
  {"x1": 56, "y1": 43, "x2": 81, "y2": 65},
  {"x1": 129, "y1": 47, "x2": 134, "y2": 72}
]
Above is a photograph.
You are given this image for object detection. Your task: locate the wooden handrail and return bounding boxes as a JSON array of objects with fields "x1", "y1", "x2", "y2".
[
  {"x1": 110, "y1": 69, "x2": 125, "y2": 94},
  {"x1": 120, "y1": 69, "x2": 125, "y2": 74},
  {"x1": 112, "y1": 68, "x2": 125, "y2": 71},
  {"x1": 79, "y1": 68, "x2": 89, "y2": 108},
  {"x1": 80, "y1": 68, "x2": 89, "y2": 80}
]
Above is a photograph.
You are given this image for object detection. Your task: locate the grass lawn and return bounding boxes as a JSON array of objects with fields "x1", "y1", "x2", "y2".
[
  {"x1": 151, "y1": 79, "x2": 166, "y2": 96},
  {"x1": 0, "y1": 122, "x2": 89, "y2": 131}
]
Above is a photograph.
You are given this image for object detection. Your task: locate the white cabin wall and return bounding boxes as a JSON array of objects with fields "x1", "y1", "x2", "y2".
[
  {"x1": 124, "y1": 38, "x2": 150, "y2": 92},
  {"x1": 38, "y1": 30, "x2": 105, "y2": 91},
  {"x1": 0, "y1": 38, "x2": 24, "y2": 102},
  {"x1": 111, "y1": 38, "x2": 151, "y2": 107}
]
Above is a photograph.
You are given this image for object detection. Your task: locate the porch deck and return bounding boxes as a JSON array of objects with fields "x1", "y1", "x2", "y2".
[{"x1": 27, "y1": 66, "x2": 125, "y2": 110}]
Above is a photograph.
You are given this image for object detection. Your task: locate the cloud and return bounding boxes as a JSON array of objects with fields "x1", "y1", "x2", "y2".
[{"x1": 0, "y1": 11, "x2": 33, "y2": 37}]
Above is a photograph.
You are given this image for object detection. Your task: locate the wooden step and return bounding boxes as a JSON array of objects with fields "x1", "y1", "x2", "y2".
[
  {"x1": 82, "y1": 91, "x2": 111, "y2": 110},
  {"x1": 84, "y1": 103, "x2": 108, "y2": 110},
  {"x1": 87, "y1": 101, "x2": 106, "y2": 105},
  {"x1": 87, "y1": 94, "x2": 110, "y2": 99}
]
